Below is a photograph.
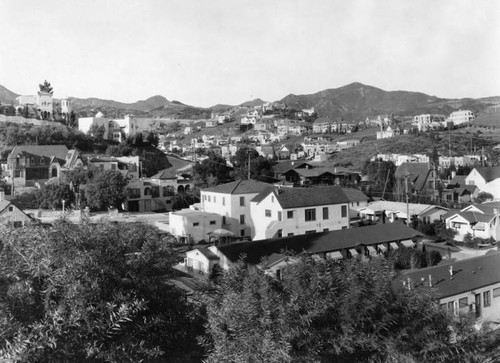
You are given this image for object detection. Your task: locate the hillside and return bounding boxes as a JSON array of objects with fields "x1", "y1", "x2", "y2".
[
  {"x1": 280, "y1": 82, "x2": 496, "y2": 120},
  {"x1": 1, "y1": 82, "x2": 499, "y2": 121},
  {"x1": 0, "y1": 84, "x2": 20, "y2": 104}
]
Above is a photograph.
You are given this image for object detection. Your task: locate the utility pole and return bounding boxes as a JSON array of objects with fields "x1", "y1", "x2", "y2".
[
  {"x1": 247, "y1": 150, "x2": 251, "y2": 180},
  {"x1": 405, "y1": 175, "x2": 410, "y2": 226}
]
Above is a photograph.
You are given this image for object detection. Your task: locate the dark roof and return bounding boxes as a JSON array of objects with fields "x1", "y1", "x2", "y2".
[
  {"x1": 395, "y1": 162, "x2": 429, "y2": 180},
  {"x1": 394, "y1": 251, "x2": 500, "y2": 299},
  {"x1": 449, "y1": 175, "x2": 466, "y2": 187},
  {"x1": 271, "y1": 160, "x2": 310, "y2": 174},
  {"x1": 217, "y1": 224, "x2": 423, "y2": 265},
  {"x1": 204, "y1": 179, "x2": 274, "y2": 195},
  {"x1": 342, "y1": 188, "x2": 369, "y2": 202},
  {"x1": 276, "y1": 186, "x2": 349, "y2": 208},
  {"x1": 450, "y1": 211, "x2": 495, "y2": 223},
  {"x1": 151, "y1": 169, "x2": 178, "y2": 179},
  {"x1": 474, "y1": 166, "x2": 500, "y2": 182},
  {"x1": 288, "y1": 168, "x2": 335, "y2": 178},
  {"x1": 197, "y1": 248, "x2": 220, "y2": 261},
  {"x1": 10, "y1": 145, "x2": 68, "y2": 160}
]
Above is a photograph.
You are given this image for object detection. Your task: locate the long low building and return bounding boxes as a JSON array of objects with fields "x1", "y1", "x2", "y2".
[
  {"x1": 393, "y1": 251, "x2": 500, "y2": 327},
  {"x1": 180, "y1": 223, "x2": 423, "y2": 276}
]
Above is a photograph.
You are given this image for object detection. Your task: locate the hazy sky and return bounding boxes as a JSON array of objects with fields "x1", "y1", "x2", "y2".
[{"x1": 1, "y1": 0, "x2": 499, "y2": 107}]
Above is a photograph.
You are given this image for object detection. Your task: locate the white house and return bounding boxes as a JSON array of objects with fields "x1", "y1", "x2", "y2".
[
  {"x1": 169, "y1": 209, "x2": 223, "y2": 243},
  {"x1": 445, "y1": 202, "x2": 500, "y2": 242},
  {"x1": 250, "y1": 186, "x2": 350, "y2": 240},
  {"x1": 447, "y1": 110, "x2": 475, "y2": 126},
  {"x1": 465, "y1": 166, "x2": 500, "y2": 190},
  {"x1": 200, "y1": 180, "x2": 274, "y2": 239},
  {"x1": 394, "y1": 252, "x2": 500, "y2": 327}
]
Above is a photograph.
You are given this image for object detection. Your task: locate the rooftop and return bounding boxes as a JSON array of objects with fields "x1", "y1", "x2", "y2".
[
  {"x1": 216, "y1": 223, "x2": 422, "y2": 265},
  {"x1": 394, "y1": 251, "x2": 500, "y2": 299},
  {"x1": 203, "y1": 179, "x2": 274, "y2": 195}
]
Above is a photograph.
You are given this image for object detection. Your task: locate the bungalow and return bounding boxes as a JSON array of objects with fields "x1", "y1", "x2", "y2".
[
  {"x1": 393, "y1": 252, "x2": 500, "y2": 327},
  {"x1": 250, "y1": 185, "x2": 350, "y2": 240},
  {"x1": 444, "y1": 202, "x2": 500, "y2": 242},
  {"x1": 205, "y1": 119, "x2": 218, "y2": 128},
  {"x1": 358, "y1": 200, "x2": 449, "y2": 224},
  {"x1": 336, "y1": 139, "x2": 360, "y2": 150},
  {"x1": 0, "y1": 189, "x2": 31, "y2": 227},
  {"x1": 181, "y1": 223, "x2": 422, "y2": 276}
]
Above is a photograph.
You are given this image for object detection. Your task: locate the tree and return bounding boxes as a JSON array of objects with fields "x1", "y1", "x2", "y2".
[
  {"x1": 230, "y1": 147, "x2": 274, "y2": 181},
  {"x1": 35, "y1": 184, "x2": 75, "y2": 210},
  {"x1": 474, "y1": 192, "x2": 494, "y2": 204},
  {"x1": 145, "y1": 131, "x2": 159, "y2": 147},
  {"x1": 193, "y1": 152, "x2": 232, "y2": 187},
  {"x1": 39, "y1": 80, "x2": 54, "y2": 94},
  {"x1": 202, "y1": 256, "x2": 491, "y2": 362},
  {"x1": 0, "y1": 221, "x2": 205, "y2": 362},
  {"x1": 88, "y1": 124, "x2": 106, "y2": 143},
  {"x1": 362, "y1": 159, "x2": 396, "y2": 196},
  {"x1": 85, "y1": 170, "x2": 128, "y2": 210}
]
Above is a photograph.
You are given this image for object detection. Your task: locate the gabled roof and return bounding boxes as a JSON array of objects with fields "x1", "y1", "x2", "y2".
[
  {"x1": 473, "y1": 166, "x2": 500, "y2": 182},
  {"x1": 447, "y1": 211, "x2": 495, "y2": 224},
  {"x1": 0, "y1": 200, "x2": 11, "y2": 212},
  {"x1": 192, "y1": 247, "x2": 220, "y2": 261},
  {"x1": 272, "y1": 161, "x2": 313, "y2": 174},
  {"x1": 253, "y1": 185, "x2": 349, "y2": 208},
  {"x1": 9, "y1": 145, "x2": 69, "y2": 160},
  {"x1": 151, "y1": 169, "x2": 179, "y2": 180},
  {"x1": 216, "y1": 224, "x2": 423, "y2": 265},
  {"x1": 449, "y1": 175, "x2": 466, "y2": 187},
  {"x1": 203, "y1": 179, "x2": 274, "y2": 195},
  {"x1": 394, "y1": 162, "x2": 430, "y2": 180},
  {"x1": 287, "y1": 168, "x2": 335, "y2": 178},
  {"x1": 343, "y1": 188, "x2": 370, "y2": 202},
  {"x1": 394, "y1": 251, "x2": 500, "y2": 299}
]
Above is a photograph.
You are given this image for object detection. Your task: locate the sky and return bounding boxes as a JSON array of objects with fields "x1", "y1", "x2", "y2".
[{"x1": 1, "y1": 0, "x2": 499, "y2": 107}]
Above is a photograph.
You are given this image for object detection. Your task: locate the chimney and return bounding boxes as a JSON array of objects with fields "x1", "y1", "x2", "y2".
[
  {"x1": 449, "y1": 266, "x2": 453, "y2": 278},
  {"x1": 451, "y1": 170, "x2": 456, "y2": 179},
  {"x1": 429, "y1": 274, "x2": 432, "y2": 287},
  {"x1": 0, "y1": 188, "x2": 4, "y2": 202}
]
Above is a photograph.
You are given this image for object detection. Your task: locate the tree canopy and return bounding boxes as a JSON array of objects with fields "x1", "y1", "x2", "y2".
[
  {"x1": 85, "y1": 170, "x2": 128, "y2": 210},
  {"x1": 39, "y1": 80, "x2": 53, "y2": 95},
  {"x1": 0, "y1": 221, "x2": 205, "y2": 362}
]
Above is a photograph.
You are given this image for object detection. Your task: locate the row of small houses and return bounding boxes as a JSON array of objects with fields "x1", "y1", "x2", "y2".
[{"x1": 178, "y1": 223, "x2": 500, "y2": 327}]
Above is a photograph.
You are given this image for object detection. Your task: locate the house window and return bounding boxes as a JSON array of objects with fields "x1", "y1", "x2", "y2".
[
  {"x1": 240, "y1": 229, "x2": 245, "y2": 237},
  {"x1": 222, "y1": 216, "x2": 226, "y2": 224},
  {"x1": 305, "y1": 230, "x2": 316, "y2": 234},
  {"x1": 13, "y1": 221, "x2": 22, "y2": 228},
  {"x1": 214, "y1": 196, "x2": 216, "y2": 203},
  {"x1": 208, "y1": 195, "x2": 211, "y2": 202},
  {"x1": 271, "y1": 196, "x2": 274, "y2": 203},
  {"x1": 240, "y1": 196, "x2": 245, "y2": 206},
  {"x1": 484, "y1": 291, "x2": 491, "y2": 307},
  {"x1": 223, "y1": 197, "x2": 225, "y2": 206},
  {"x1": 209, "y1": 220, "x2": 216, "y2": 225},
  {"x1": 287, "y1": 233, "x2": 294, "y2": 236},
  {"x1": 459, "y1": 297, "x2": 468, "y2": 309},
  {"x1": 493, "y1": 288, "x2": 500, "y2": 298},
  {"x1": 323, "y1": 207, "x2": 329, "y2": 220},
  {"x1": 193, "y1": 222, "x2": 199, "y2": 227},
  {"x1": 8, "y1": 206, "x2": 13, "y2": 212},
  {"x1": 357, "y1": 201, "x2": 360, "y2": 206},
  {"x1": 341, "y1": 205, "x2": 347, "y2": 218},
  {"x1": 323, "y1": 228, "x2": 329, "y2": 232},
  {"x1": 111, "y1": 164, "x2": 116, "y2": 170},
  {"x1": 277, "y1": 229, "x2": 282, "y2": 238},
  {"x1": 40, "y1": 158, "x2": 45, "y2": 165},
  {"x1": 305, "y1": 208, "x2": 316, "y2": 222},
  {"x1": 265, "y1": 209, "x2": 271, "y2": 217},
  {"x1": 240, "y1": 215, "x2": 245, "y2": 224},
  {"x1": 287, "y1": 211, "x2": 294, "y2": 219},
  {"x1": 278, "y1": 211, "x2": 282, "y2": 221}
]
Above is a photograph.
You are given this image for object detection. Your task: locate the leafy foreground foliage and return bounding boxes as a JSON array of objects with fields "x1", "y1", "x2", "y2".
[
  {"x1": 201, "y1": 257, "x2": 496, "y2": 363},
  {"x1": 0, "y1": 221, "x2": 205, "y2": 362}
]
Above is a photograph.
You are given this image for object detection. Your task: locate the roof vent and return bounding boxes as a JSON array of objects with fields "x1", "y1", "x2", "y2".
[{"x1": 449, "y1": 265, "x2": 453, "y2": 279}]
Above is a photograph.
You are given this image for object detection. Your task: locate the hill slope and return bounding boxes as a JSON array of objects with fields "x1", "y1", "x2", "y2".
[{"x1": 0, "y1": 84, "x2": 20, "y2": 104}]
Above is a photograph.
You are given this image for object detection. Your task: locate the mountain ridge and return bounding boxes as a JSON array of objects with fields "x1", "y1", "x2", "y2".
[{"x1": 1, "y1": 82, "x2": 498, "y2": 120}]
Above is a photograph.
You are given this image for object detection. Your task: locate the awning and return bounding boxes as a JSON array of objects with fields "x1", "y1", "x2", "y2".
[
  {"x1": 367, "y1": 246, "x2": 377, "y2": 254},
  {"x1": 400, "y1": 240, "x2": 414, "y2": 248},
  {"x1": 390, "y1": 242, "x2": 399, "y2": 250},
  {"x1": 350, "y1": 249, "x2": 359, "y2": 256},
  {"x1": 327, "y1": 251, "x2": 343, "y2": 260},
  {"x1": 378, "y1": 244, "x2": 387, "y2": 252}
]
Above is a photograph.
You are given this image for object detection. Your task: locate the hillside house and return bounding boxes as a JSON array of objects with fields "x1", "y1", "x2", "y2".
[
  {"x1": 343, "y1": 188, "x2": 370, "y2": 220},
  {"x1": 395, "y1": 162, "x2": 443, "y2": 201},
  {"x1": 447, "y1": 110, "x2": 475, "y2": 126},
  {"x1": 393, "y1": 252, "x2": 500, "y2": 327},
  {"x1": 465, "y1": 166, "x2": 500, "y2": 191},
  {"x1": 312, "y1": 118, "x2": 331, "y2": 133},
  {"x1": 78, "y1": 112, "x2": 125, "y2": 142},
  {"x1": 358, "y1": 201, "x2": 449, "y2": 224},
  {"x1": 336, "y1": 138, "x2": 360, "y2": 150},
  {"x1": 250, "y1": 185, "x2": 350, "y2": 240},
  {"x1": 5, "y1": 145, "x2": 72, "y2": 187},
  {"x1": 88, "y1": 156, "x2": 140, "y2": 179}
]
